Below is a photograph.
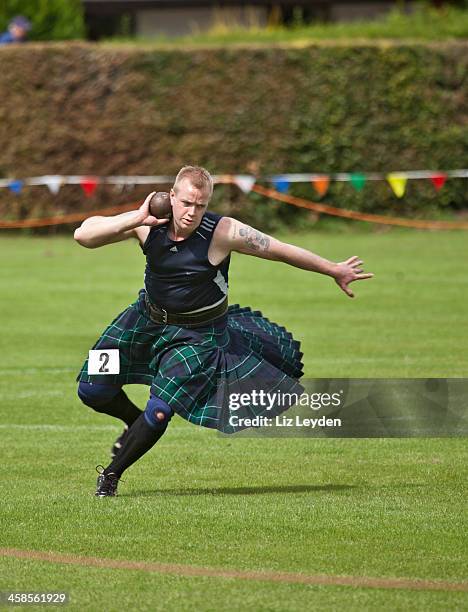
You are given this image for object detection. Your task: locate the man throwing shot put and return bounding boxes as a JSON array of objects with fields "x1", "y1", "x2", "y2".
[{"x1": 75, "y1": 166, "x2": 373, "y2": 497}]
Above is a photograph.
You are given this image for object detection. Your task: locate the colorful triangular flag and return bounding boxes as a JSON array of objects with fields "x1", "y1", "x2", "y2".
[
  {"x1": 350, "y1": 173, "x2": 366, "y2": 191},
  {"x1": 113, "y1": 181, "x2": 136, "y2": 194},
  {"x1": 80, "y1": 177, "x2": 99, "y2": 197},
  {"x1": 429, "y1": 173, "x2": 447, "y2": 191},
  {"x1": 235, "y1": 175, "x2": 256, "y2": 194},
  {"x1": 43, "y1": 175, "x2": 63, "y2": 195},
  {"x1": 387, "y1": 174, "x2": 407, "y2": 198},
  {"x1": 311, "y1": 176, "x2": 330, "y2": 197},
  {"x1": 8, "y1": 179, "x2": 23, "y2": 194},
  {"x1": 272, "y1": 176, "x2": 290, "y2": 193}
]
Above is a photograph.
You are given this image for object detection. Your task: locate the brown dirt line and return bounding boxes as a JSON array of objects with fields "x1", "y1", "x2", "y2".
[{"x1": 1, "y1": 547, "x2": 467, "y2": 592}]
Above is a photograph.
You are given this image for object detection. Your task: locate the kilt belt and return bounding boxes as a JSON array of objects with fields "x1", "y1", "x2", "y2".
[{"x1": 144, "y1": 293, "x2": 228, "y2": 328}]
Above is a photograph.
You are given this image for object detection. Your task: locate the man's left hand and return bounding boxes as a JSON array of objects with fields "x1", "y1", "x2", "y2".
[{"x1": 333, "y1": 256, "x2": 374, "y2": 298}]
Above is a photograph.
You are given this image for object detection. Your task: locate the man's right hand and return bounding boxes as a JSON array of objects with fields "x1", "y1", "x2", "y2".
[
  {"x1": 74, "y1": 192, "x2": 169, "y2": 249},
  {"x1": 137, "y1": 192, "x2": 171, "y2": 227}
]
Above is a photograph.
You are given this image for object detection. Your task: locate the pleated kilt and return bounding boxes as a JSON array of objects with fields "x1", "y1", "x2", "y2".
[{"x1": 77, "y1": 289, "x2": 304, "y2": 433}]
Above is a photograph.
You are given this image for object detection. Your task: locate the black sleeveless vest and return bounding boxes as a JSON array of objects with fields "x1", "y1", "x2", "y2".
[{"x1": 141, "y1": 211, "x2": 230, "y2": 313}]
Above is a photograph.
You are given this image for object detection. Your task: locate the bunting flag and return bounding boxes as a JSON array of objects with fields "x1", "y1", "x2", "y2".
[
  {"x1": 8, "y1": 180, "x2": 23, "y2": 194},
  {"x1": 43, "y1": 175, "x2": 63, "y2": 195},
  {"x1": 234, "y1": 175, "x2": 256, "y2": 194},
  {"x1": 430, "y1": 173, "x2": 448, "y2": 191},
  {"x1": 0, "y1": 170, "x2": 466, "y2": 201},
  {"x1": 80, "y1": 177, "x2": 99, "y2": 197},
  {"x1": 311, "y1": 176, "x2": 330, "y2": 197},
  {"x1": 350, "y1": 173, "x2": 366, "y2": 192},
  {"x1": 387, "y1": 174, "x2": 407, "y2": 198},
  {"x1": 112, "y1": 181, "x2": 135, "y2": 194},
  {"x1": 272, "y1": 176, "x2": 290, "y2": 193}
]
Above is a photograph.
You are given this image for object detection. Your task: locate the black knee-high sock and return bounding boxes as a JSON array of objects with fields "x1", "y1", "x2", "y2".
[
  {"x1": 104, "y1": 413, "x2": 168, "y2": 477},
  {"x1": 93, "y1": 389, "x2": 142, "y2": 426}
]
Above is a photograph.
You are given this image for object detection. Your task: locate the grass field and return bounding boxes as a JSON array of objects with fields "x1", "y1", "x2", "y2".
[
  {"x1": 0, "y1": 230, "x2": 467, "y2": 611},
  {"x1": 107, "y1": 6, "x2": 468, "y2": 45}
]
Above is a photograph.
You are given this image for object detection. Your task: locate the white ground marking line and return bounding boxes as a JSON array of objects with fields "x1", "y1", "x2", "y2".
[
  {"x1": 0, "y1": 424, "x2": 119, "y2": 432},
  {"x1": 0, "y1": 424, "x2": 200, "y2": 436},
  {"x1": 0, "y1": 368, "x2": 76, "y2": 374},
  {"x1": 0, "y1": 390, "x2": 65, "y2": 399}
]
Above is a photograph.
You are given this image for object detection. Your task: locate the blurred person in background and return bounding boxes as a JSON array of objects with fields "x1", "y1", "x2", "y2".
[{"x1": 0, "y1": 15, "x2": 31, "y2": 45}]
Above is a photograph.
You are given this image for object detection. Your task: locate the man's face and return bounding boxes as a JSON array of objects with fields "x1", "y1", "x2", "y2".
[
  {"x1": 170, "y1": 179, "x2": 210, "y2": 232},
  {"x1": 9, "y1": 24, "x2": 27, "y2": 40}
]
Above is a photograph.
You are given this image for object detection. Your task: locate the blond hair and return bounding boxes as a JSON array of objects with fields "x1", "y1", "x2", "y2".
[{"x1": 173, "y1": 166, "x2": 213, "y2": 197}]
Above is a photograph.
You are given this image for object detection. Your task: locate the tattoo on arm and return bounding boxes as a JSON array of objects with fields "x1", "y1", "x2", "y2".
[{"x1": 239, "y1": 226, "x2": 270, "y2": 252}]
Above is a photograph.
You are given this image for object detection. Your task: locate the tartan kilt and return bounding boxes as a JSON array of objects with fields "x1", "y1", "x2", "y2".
[{"x1": 77, "y1": 289, "x2": 304, "y2": 433}]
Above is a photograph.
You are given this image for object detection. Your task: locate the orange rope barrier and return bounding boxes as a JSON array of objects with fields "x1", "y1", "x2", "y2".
[
  {"x1": 1, "y1": 182, "x2": 467, "y2": 230},
  {"x1": 251, "y1": 185, "x2": 468, "y2": 230},
  {"x1": 0, "y1": 202, "x2": 138, "y2": 229}
]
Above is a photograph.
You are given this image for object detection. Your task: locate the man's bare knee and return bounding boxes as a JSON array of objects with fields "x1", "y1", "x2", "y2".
[{"x1": 155, "y1": 411, "x2": 165, "y2": 421}]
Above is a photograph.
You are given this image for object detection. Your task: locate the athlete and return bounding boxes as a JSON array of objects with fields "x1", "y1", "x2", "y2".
[{"x1": 74, "y1": 166, "x2": 373, "y2": 496}]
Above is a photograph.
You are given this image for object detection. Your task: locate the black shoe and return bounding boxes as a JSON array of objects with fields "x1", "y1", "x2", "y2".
[
  {"x1": 95, "y1": 465, "x2": 120, "y2": 497},
  {"x1": 111, "y1": 425, "x2": 129, "y2": 459}
]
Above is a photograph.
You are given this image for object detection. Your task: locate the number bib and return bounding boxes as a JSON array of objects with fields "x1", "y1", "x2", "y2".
[{"x1": 88, "y1": 349, "x2": 120, "y2": 374}]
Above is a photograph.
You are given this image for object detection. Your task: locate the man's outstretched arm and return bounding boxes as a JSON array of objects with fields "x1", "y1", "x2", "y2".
[
  {"x1": 73, "y1": 192, "x2": 168, "y2": 248},
  {"x1": 215, "y1": 217, "x2": 373, "y2": 298}
]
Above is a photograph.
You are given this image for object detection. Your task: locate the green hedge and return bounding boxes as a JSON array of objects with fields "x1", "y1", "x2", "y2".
[{"x1": 0, "y1": 42, "x2": 466, "y2": 229}]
